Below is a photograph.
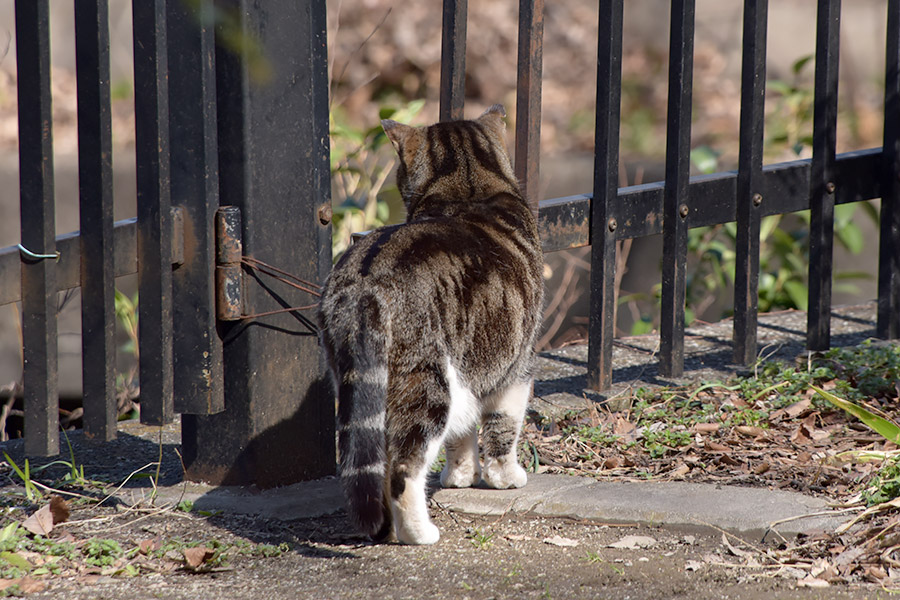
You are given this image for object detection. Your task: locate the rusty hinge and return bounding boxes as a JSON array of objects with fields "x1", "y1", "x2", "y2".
[
  {"x1": 214, "y1": 206, "x2": 321, "y2": 322},
  {"x1": 215, "y1": 206, "x2": 243, "y2": 320}
]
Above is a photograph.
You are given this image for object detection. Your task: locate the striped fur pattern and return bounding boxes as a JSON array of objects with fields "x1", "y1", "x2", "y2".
[{"x1": 318, "y1": 105, "x2": 543, "y2": 544}]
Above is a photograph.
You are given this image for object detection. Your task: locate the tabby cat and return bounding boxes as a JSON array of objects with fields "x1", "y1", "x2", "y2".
[{"x1": 318, "y1": 104, "x2": 543, "y2": 545}]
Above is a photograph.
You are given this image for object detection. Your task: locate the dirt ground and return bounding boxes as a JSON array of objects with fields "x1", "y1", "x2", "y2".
[{"x1": 8, "y1": 499, "x2": 877, "y2": 600}]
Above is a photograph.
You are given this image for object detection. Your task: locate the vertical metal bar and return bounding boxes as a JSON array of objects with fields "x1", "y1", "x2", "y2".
[
  {"x1": 587, "y1": 0, "x2": 623, "y2": 391},
  {"x1": 878, "y1": 0, "x2": 900, "y2": 340},
  {"x1": 807, "y1": 0, "x2": 841, "y2": 351},
  {"x1": 659, "y1": 0, "x2": 695, "y2": 378},
  {"x1": 733, "y1": 0, "x2": 768, "y2": 365},
  {"x1": 16, "y1": 0, "x2": 58, "y2": 456},
  {"x1": 515, "y1": 0, "x2": 543, "y2": 216},
  {"x1": 132, "y1": 0, "x2": 174, "y2": 425},
  {"x1": 75, "y1": 0, "x2": 117, "y2": 442},
  {"x1": 168, "y1": 0, "x2": 224, "y2": 415},
  {"x1": 440, "y1": 0, "x2": 467, "y2": 121},
  {"x1": 182, "y1": 0, "x2": 335, "y2": 487}
]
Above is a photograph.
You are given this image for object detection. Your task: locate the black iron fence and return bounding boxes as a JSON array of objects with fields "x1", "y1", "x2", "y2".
[
  {"x1": 478, "y1": 0, "x2": 899, "y2": 390},
  {"x1": 3, "y1": 0, "x2": 899, "y2": 485}
]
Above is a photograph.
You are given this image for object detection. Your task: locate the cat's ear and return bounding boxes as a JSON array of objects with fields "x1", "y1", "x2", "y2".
[
  {"x1": 476, "y1": 104, "x2": 507, "y2": 137},
  {"x1": 382, "y1": 119, "x2": 416, "y2": 155}
]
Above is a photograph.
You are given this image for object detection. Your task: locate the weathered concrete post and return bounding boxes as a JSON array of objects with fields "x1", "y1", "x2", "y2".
[{"x1": 181, "y1": 0, "x2": 335, "y2": 487}]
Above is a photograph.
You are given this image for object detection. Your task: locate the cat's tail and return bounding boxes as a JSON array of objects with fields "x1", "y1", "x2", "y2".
[{"x1": 333, "y1": 295, "x2": 392, "y2": 541}]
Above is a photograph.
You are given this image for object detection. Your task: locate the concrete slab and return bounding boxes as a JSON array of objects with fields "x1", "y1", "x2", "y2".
[
  {"x1": 156, "y1": 472, "x2": 849, "y2": 540},
  {"x1": 434, "y1": 474, "x2": 846, "y2": 538},
  {"x1": 155, "y1": 477, "x2": 345, "y2": 521},
  {"x1": 531, "y1": 477, "x2": 846, "y2": 538}
]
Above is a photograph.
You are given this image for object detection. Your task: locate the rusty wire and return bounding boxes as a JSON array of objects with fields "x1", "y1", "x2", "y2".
[{"x1": 237, "y1": 255, "x2": 321, "y2": 321}]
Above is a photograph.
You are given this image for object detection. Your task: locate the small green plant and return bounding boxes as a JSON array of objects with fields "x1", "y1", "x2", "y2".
[
  {"x1": 583, "y1": 549, "x2": 603, "y2": 564},
  {"x1": 114, "y1": 289, "x2": 140, "y2": 419},
  {"x1": 114, "y1": 290, "x2": 139, "y2": 360},
  {"x1": 3, "y1": 453, "x2": 41, "y2": 502},
  {"x1": 642, "y1": 429, "x2": 693, "y2": 458},
  {"x1": 82, "y1": 539, "x2": 124, "y2": 567},
  {"x1": 176, "y1": 499, "x2": 194, "y2": 513},
  {"x1": 766, "y1": 55, "x2": 815, "y2": 157},
  {"x1": 467, "y1": 528, "x2": 494, "y2": 550},
  {"x1": 861, "y1": 457, "x2": 900, "y2": 507},
  {"x1": 249, "y1": 542, "x2": 290, "y2": 558},
  {"x1": 503, "y1": 562, "x2": 522, "y2": 585}
]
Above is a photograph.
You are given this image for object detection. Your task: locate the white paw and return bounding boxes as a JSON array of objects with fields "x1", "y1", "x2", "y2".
[
  {"x1": 440, "y1": 462, "x2": 482, "y2": 488},
  {"x1": 482, "y1": 457, "x2": 527, "y2": 489},
  {"x1": 395, "y1": 519, "x2": 440, "y2": 545}
]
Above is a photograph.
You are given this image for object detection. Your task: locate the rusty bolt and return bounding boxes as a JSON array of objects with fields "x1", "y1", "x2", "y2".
[
  {"x1": 752, "y1": 193, "x2": 763, "y2": 207},
  {"x1": 317, "y1": 203, "x2": 333, "y2": 225},
  {"x1": 608, "y1": 218, "x2": 617, "y2": 232},
  {"x1": 825, "y1": 182, "x2": 836, "y2": 194},
  {"x1": 679, "y1": 204, "x2": 689, "y2": 219}
]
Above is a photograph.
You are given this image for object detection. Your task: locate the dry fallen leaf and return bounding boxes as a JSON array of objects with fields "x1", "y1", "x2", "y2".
[
  {"x1": 670, "y1": 463, "x2": 690, "y2": 478},
  {"x1": 721, "y1": 533, "x2": 754, "y2": 559},
  {"x1": 692, "y1": 423, "x2": 720, "y2": 434},
  {"x1": 602, "y1": 457, "x2": 620, "y2": 470},
  {"x1": 0, "y1": 577, "x2": 45, "y2": 594},
  {"x1": 705, "y1": 441, "x2": 731, "y2": 453},
  {"x1": 17, "y1": 577, "x2": 46, "y2": 594},
  {"x1": 735, "y1": 426, "x2": 766, "y2": 438},
  {"x1": 785, "y1": 398, "x2": 812, "y2": 418},
  {"x1": 139, "y1": 538, "x2": 162, "y2": 555},
  {"x1": 797, "y1": 575, "x2": 830, "y2": 588},
  {"x1": 543, "y1": 535, "x2": 578, "y2": 547},
  {"x1": 614, "y1": 418, "x2": 636, "y2": 435},
  {"x1": 753, "y1": 462, "x2": 770, "y2": 475},
  {"x1": 22, "y1": 504, "x2": 54, "y2": 536},
  {"x1": 609, "y1": 535, "x2": 656, "y2": 550},
  {"x1": 182, "y1": 546, "x2": 216, "y2": 570}
]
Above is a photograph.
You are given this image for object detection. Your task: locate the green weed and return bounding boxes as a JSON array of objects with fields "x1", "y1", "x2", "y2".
[
  {"x1": 862, "y1": 458, "x2": 900, "y2": 507},
  {"x1": 467, "y1": 528, "x2": 494, "y2": 550},
  {"x1": 3, "y1": 453, "x2": 41, "y2": 502},
  {"x1": 82, "y1": 539, "x2": 124, "y2": 567}
]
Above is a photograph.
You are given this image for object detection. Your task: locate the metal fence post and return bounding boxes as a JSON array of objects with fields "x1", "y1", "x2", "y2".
[
  {"x1": 133, "y1": 0, "x2": 175, "y2": 425},
  {"x1": 807, "y1": 0, "x2": 841, "y2": 351},
  {"x1": 440, "y1": 0, "x2": 467, "y2": 121},
  {"x1": 76, "y1": 0, "x2": 118, "y2": 442},
  {"x1": 878, "y1": 0, "x2": 900, "y2": 340},
  {"x1": 659, "y1": 0, "x2": 695, "y2": 378},
  {"x1": 16, "y1": 0, "x2": 59, "y2": 456},
  {"x1": 167, "y1": 0, "x2": 224, "y2": 416},
  {"x1": 587, "y1": 0, "x2": 623, "y2": 391},
  {"x1": 181, "y1": 0, "x2": 335, "y2": 487},
  {"x1": 732, "y1": 0, "x2": 768, "y2": 365}
]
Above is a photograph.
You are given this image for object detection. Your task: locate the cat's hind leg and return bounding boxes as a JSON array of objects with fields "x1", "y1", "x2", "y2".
[
  {"x1": 440, "y1": 359, "x2": 482, "y2": 488},
  {"x1": 441, "y1": 428, "x2": 481, "y2": 488},
  {"x1": 387, "y1": 368, "x2": 449, "y2": 545},
  {"x1": 481, "y1": 379, "x2": 530, "y2": 489}
]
